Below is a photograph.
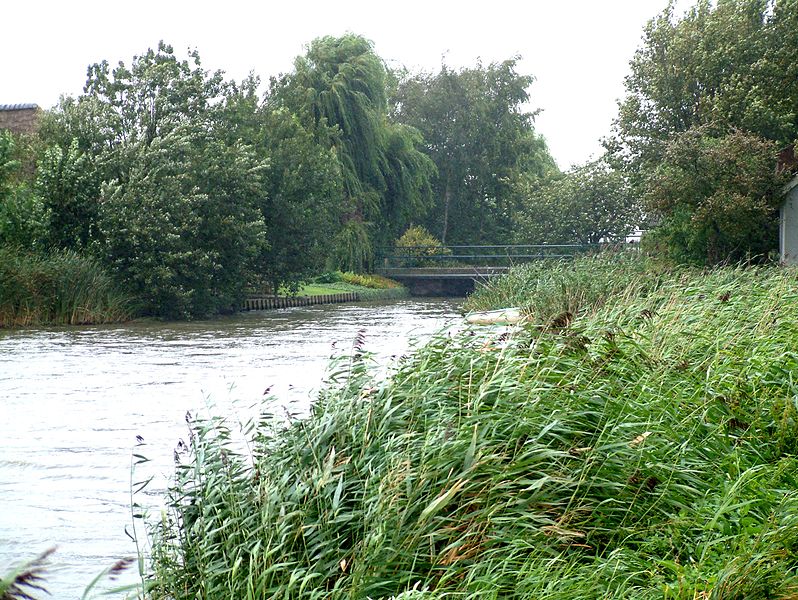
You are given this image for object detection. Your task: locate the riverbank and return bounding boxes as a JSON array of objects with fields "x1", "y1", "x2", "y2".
[
  {"x1": 295, "y1": 272, "x2": 409, "y2": 301},
  {"x1": 0, "y1": 298, "x2": 460, "y2": 599},
  {"x1": 0, "y1": 246, "x2": 134, "y2": 327},
  {"x1": 242, "y1": 277, "x2": 409, "y2": 311},
  {"x1": 295, "y1": 281, "x2": 408, "y2": 301},
  {"x1": 146, "y1": 256, "x2": 798, "y2": 598},
  {"x1": 0, "y1": 251, "x2": 408, "y2": 326}
]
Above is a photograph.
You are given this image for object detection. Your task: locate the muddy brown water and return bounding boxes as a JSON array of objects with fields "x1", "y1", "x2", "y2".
[{"x1": 0, "y1": 298, "x2": 461, "y2": 598}]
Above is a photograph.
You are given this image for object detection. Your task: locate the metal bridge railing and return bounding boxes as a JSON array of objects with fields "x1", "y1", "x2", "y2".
[{"x1": 377, "y1": 243, "x2": 629, "y2": 270}]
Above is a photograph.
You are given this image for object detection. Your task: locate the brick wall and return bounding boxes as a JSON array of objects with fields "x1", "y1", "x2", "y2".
[{"x1": 0, "y1": 107, "x2": 41, "y2": 135}]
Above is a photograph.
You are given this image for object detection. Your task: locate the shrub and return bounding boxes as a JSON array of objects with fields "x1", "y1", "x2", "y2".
[
  {"x1": 312, "y1": 271, "x2": 344, "y2": 284},
  {"x1": 339, "y1": 271, "x2": 401, "y2": 289},
  {"x1": 643, "y1": 128, "x2": 786, "y2": 265},
  {"x1": 394, "y1": 225, "x2": 450, "y2": 267}
]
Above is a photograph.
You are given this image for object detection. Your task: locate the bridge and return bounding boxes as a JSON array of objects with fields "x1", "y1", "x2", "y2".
[{"x1": 376, "y1": 244, "x2": 609, "y2": 296}]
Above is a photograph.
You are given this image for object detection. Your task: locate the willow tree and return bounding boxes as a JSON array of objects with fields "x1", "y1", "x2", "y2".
[{"x1": 268, "y1": 34, "x2": 435, "y2": 271}]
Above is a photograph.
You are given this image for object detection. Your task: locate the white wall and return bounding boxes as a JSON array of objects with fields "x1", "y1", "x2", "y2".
[{"x1": 781, "y1": 176, "x2": 798, "y2": 265}]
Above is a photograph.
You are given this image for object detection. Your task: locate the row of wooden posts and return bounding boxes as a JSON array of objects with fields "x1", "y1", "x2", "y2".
[{"x1": 242, "y1": 292, "x2": 360, "y2": 311}]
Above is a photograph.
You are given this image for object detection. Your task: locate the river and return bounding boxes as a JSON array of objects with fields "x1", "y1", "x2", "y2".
[{"x1": 0, "y1": 298, "x2": 461, "y2": 599}]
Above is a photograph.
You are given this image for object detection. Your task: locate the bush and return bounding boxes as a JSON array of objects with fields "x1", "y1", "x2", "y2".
[
  {"x1": 339, "y1": 271, "x2": 401, "y2": 289},
  {"x1": 313, "y1": 271, "x2": 344, "y2": 284},
  {"x1": 394, "y1": 225, "x2": 450, "y2": 267},
  {"x1": 0, "y1": 131, "x2": 50, "y2": 250},
  {"x1": 643, "y1": 128, "x2": 786, "y2": 265}
]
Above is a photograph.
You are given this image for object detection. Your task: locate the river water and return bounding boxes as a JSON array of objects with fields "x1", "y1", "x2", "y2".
[{"x1": 0, "y1": 298, "x2": 461, "y2": 599}]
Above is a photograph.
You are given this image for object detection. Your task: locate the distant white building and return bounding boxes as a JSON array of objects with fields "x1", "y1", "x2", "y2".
[{"x1": 780, "y1": 175, "x2": 798, "y2": 265}]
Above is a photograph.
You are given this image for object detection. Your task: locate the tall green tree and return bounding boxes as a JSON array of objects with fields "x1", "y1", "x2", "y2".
[
  {"x1": 514, "y1": 157, "x2": 641, "y2": 245},
  {"x1": 269, "y1": 34, "x2": 435, "y2": 270},
  {"x1": 606, "y1": 0, "x2": 798, "y2": 264},
  {"x1": 607, "y1": 0, "x2": 798, "y2": 184},
  {"x1": 393, "y1": 59, "x2": 556, "y2": 245},
  {"x1": 40, "y1": 43, "x2": 267, "y2": 317},
  {"x1": 217, "y1": 76, "x2": 345, "y2": 291},
  {"x1": 97, "y1": 127, "x2": 266, "y2": 318}
]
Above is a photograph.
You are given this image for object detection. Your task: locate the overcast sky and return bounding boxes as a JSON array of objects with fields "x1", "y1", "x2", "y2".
[{"x1": 1, "y1": 0, "x2": 686, "y2": 169}]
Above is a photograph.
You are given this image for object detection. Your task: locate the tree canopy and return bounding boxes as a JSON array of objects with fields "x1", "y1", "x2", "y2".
[
  {"x1": 514, "y1": 157, "x2": 641, "y2": 245},
  {"x1": 269, "y1": 34, "x2": 436, "y2": 269},
  {"x1": 393, "y1": 59, "x2": 556, "y2": 245},
  {"x1": 607, "y1": 0, "x2": 798, "y2": 264},
  {"x1": 39, "y1": 43, "x2": 267, "y2": 317}
]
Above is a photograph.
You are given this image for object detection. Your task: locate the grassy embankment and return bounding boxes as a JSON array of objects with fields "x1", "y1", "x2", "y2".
[
  {"x1": 288, "y1": 271, "x2": 409, "y2": 301},
  {"x1": 145, "y1": 254, "x2": 798, "y2": 599},
  {"x1": 0, "y1": 246, "x2": 133, "y2": 327}
]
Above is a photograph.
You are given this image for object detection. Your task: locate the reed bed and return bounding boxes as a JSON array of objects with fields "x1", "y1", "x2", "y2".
[
  {"x1": 0, "y1": 246, "x2": 133, "y2": 327},
  {"x1": 146, "y1": 262, "x2": 798, "y2": 599},
  {"x1": 464, "y1": 252, "x2": 662, "y2": 324}
]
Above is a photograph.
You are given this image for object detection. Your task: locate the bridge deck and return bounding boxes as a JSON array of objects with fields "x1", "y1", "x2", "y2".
[
  {"x1": 375, "y1": 243, "x2": 635, "y2": 296},
  {"x1": 378, "y1": 267, "x2": 509, "y2": 279}
]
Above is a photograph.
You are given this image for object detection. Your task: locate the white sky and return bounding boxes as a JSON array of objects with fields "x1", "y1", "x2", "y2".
[{"x1": 1, "y1": 0, "x2": 685, "y2": 169}]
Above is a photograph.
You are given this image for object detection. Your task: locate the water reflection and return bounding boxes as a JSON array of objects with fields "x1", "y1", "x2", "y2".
[{"x1": 0, "y1": 298, "x2": 460, "y2": 598}]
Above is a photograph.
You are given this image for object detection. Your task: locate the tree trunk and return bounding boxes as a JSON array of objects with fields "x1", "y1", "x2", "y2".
[{"x1": 441, "y1": 181, "x2": 451, "y2": 245}]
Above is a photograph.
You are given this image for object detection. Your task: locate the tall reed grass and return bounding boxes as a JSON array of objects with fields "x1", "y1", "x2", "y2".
[
  {"x1": 0, "y1": 246, "x2": 133, "y2": 327},
  {"x1": 464, "y1": 252, "x2": 662, "y2": 325},
  {"x1": 145, "y1": 261, "x2": 798, "y2": 599}
]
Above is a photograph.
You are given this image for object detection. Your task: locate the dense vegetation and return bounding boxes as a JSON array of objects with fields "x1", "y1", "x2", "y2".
[
  {"x1": 0, "y1": 246, "x2": 132, "y2": 327},
  {"x1": 0, "y1": 36, "x2": 560, "y2": 321},
  {"x1": 144, "y1": 256, "x2": 798, "y2": 598},
  {"x1": 606, "y1": 0, "x2": 798, "y2": 263},
  {"x1": 393, "y1": 59, "x2": 556, "y2": 245},
  {"x1": 4, "y1": 0, "x2": 794, "y2": 321}
]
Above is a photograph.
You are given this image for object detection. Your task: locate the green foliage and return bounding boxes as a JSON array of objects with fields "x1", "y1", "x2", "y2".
[
  {"x1": 394, "y1": 225, "x2": 450, "y2": 267},
  {"x1": 35, "y1": 139, "x2": 101, "y2": 249},
  {"x1": 147, "y1": 263, "x2": 798, "y2": 598},
  {"x1": 97, "y1": 128, "x2": 266, "y2": 319},
  {"x1": 609, "y1": 0, "x2": 798, "y2": 173},
  {"x1": 642, "y1": 128, "x2": 785, "y2": 264},
  {"x1": 40, "y1": 43, "x2": 266, "y2": 319},
  {"x1": 338, "y1": 271, "x2": 401, "y2": 289},
  {"x1": 606, "y1": 0, "x2": 798, "y2": 265},
  {"x1": 312, "y1": 271, "x2": 344, "y2": 284},
  {"x1": 0, "y1": 246, "x2": 132, "y2": 327},
  {"x1": 255, "y1": 107, "x2": 344, "y2": 292},
  {"x1": 394, "y1": 59, "x2": 557, "y2": 244},
  {"x1": 0, "y1": 131, "x2": 50, "y2": 249},
  {"x1": 271, "y1": 34, "x2": 435, "y2": 254},
  {"x1": 464, "y1": 252, "x2": 655, "y2": 321},
  {"x1": 0, "y1": 186, "x2": 50, "y2": 250},
  {"x1": 328, "y1": 220, "x2": 373, "y2": 273},
  {"x1": 608, "y1": 0, "x2": 798, "y2": 186},
  {"x1": 514, "y1": 157, "x2": 642, "y2": 244},
  {"x1": 293, "y1": 280, "x2": 407, "y2": 301}
]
